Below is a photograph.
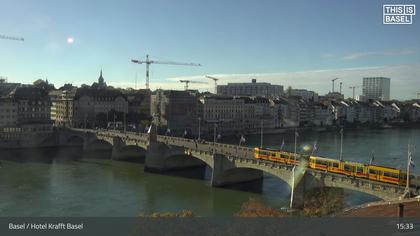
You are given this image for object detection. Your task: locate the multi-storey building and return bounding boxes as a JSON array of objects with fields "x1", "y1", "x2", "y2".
[
  {"x1": 125, "y1": 89, "x2": 151, "y2": 118},
  {"x1": 289, "y1": 89, "x2": 319, "y2": 102},
  {"x1": 10, "y1": 86, "x2": 52, "y2": 132},
  {"x1": 72, "y1": 71, "x2": 128, "y2": 128},
  {"x1": 150, "y1": 90, "x2": 199, "y2": 136},
  {"x1": 200, "y1": 96, "x2": 245, "y2": 134},
  {"x1": 0, "y1": 78, "x2": 20, "y2": 97},
  {"x1": 0, "y1": 98, "x2": 18, "y2": 130},
  {"x1": 362, "y1": 77, "x2": 391, "y2": 101},
  {"x1": 217, "y1": 79, "x2": 283, "y2": 98},
  {"x1": 54, "y1": 89, "x2": 76, "y2": 127}
]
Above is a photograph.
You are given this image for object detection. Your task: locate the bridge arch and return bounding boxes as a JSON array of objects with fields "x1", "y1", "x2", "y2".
[
  {"x1": 67, "y1": 136, "x2": 84, "y2": 146},
  {"x1": 84, "y1": 139, "x2": 113, "y2": 151}
]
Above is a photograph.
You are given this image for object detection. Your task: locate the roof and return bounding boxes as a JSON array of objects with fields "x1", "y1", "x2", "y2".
[
  {"x1": 10, "y1": 86, "x2": 49, "y2": 100},
  {"x1": 74, "y1": 87, "x2": 127, "y2": 100}
]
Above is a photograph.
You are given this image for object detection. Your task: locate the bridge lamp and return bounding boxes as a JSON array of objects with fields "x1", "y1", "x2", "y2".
[{"x1": 302, "y1": 144, "x2": 312, "y2": 152}]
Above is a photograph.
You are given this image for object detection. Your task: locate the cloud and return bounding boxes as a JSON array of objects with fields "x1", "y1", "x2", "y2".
[{"x1": 342, "y1": 49, "x2": 416, "y2": 60}]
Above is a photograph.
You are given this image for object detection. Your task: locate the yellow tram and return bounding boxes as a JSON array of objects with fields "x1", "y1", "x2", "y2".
[{"x1": 254, "y1": 147, "x2": 407, "y2": 186}]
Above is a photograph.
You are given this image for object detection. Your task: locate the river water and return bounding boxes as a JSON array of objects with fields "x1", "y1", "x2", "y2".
[{"x1": 0, "y1": 128, "x2": 419, "y2": 217}]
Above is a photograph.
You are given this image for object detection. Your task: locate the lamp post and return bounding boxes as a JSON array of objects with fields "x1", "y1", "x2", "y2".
[
  {"x1": 213, "y1": 123, "x2": 217, "y2": 154},
  {"x1": 84, "y1": 114, "x2": 87, "y2": 129},
  {"x1": 123, "y1": 112, "x2": 126, "y2": 133},
  {"x1": 339, "y1": 127, "x2": 343, "y2": 161},
  {"x1": 198, "y1": 117, "x2": 201, "y2": 140},
  {"x1": 260, "y1": 120, "x2": 263, "y2": 148},
  {"x1": 294, "y1": 128, "x2": 298, "y2": 162}
]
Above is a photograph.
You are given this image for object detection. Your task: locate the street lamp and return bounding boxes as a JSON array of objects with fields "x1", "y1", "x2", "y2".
[
  {"x1": 198, "y1": 117, "x2": 202, "y2": 139},
  {"x1": 213, "y1": 123, "x2": 217, "y2": 154},
  {"x1": 260, "y1": 120, "x2": 264, "y2": 148}
]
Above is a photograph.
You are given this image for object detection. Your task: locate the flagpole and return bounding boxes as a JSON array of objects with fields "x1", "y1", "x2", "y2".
[
  {"x1": 405, "y1": 143, "x2": 410, "y2": 196},
  {"x1": 339, "y1": 128, "x2": 343, "y2": 161},
  {"x1": 311, "y1": 141, "x2": 317, "y2": 156},
  {"x1": 294, "y1": 128, "x2": 297, "y2": 162},
  {"x1": 260, "y1": 120, "x2": 263, "y2": 148}
]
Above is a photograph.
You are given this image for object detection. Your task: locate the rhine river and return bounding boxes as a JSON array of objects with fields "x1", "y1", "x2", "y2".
[{"x1": 0, "y1": 128, "x2": 419, "y2": 217}]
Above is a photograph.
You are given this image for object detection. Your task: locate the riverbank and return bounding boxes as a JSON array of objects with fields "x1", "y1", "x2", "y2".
[{"x1": 340, "y1": 197, "x2": 420, "y2": 217}]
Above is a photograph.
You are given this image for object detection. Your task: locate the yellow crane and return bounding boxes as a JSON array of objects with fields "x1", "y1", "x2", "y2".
[
  {"x1": 179, "y1": 80, "x2": 207, "y2": 90},
  {"x1": 131, "y1": 54, "x2": 201, "y2": 90}
]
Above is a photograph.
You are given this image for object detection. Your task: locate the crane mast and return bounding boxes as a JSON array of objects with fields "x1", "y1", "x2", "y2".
[
  {"x1": 131, "y1": 54, "x2": 201, "y2": 90},
  {"x1": 205, "y1": 75, "x2": 220, "y2": 94},
  {"x1": 331, "y1": 78, "x2": 339, "y2": 93}
]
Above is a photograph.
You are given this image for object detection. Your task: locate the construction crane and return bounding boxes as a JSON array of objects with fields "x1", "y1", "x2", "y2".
[
  {"x1": 331, "y1": 78, "x2": 339, "y2": 93},
  {"x1": 0, "y1": 34, "x2": 24, "y2": 41},
  {"x1": 205, "y1": 75, "x2": 220, "y2": 94},
  {"x1": 349, "y1": 85, "x2": 361, "y2": 100},
  {"x1": 179, "y1": 80, "x2": 207, "y2": 90},
  {"x1": 131, "y1": 54, "x2": 201, "y2": 90}
]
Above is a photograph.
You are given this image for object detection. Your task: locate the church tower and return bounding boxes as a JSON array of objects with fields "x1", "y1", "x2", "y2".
[{"x1": 98, "y1": 69, "x2": 107, "y2": 88}]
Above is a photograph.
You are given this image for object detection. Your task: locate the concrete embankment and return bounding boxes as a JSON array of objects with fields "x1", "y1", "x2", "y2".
[{"x1": 340, "y1": 197, "x2": 420, "y2": 217}]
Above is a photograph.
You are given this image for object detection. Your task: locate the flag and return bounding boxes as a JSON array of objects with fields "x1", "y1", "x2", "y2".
[
  {"x1": 313, "y1": 141, "x2": 318, "y2": 152},
  {"x1": 295, "y1": 130, "x2": 299, "y2": 137},
  {"x1": 240, "y1": 135, "x2": 246, "y2": 144},
  {"x1": 369, "y1": 151, "x2": 375, "y2": 164},
  {"x1": 183, "y1": 130, "x2": 188, "y2": 137},
  {"x1": 217, "y1": 133, "x2": 222, "y2": 140},
  {"x1": 409, "y1": 151, "x2": 415, "y2": 168},
  {"x1": 280, "y1": 139, "x2": 285, "y2": 150},
  {"x1": 147, "y1": 125, "x2": 152, "y2": 134}
]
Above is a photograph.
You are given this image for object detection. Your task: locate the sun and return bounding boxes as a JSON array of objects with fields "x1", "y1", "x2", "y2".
[{"x1": 67, "y1": 37, "x2": 74, "y2": 44}]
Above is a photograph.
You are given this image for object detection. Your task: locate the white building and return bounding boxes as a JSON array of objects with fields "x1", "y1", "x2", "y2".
[
  {"x1": 362, "y1": 77, "x2": 390, "y2": 101},
  {"x1": 217, "y1": 79, "x2": 283, "y2": 98}
]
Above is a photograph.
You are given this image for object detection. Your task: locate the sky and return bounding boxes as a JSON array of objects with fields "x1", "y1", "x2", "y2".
[{"x1": 0, "y1": 0, "x2": 419, "y2": 99}]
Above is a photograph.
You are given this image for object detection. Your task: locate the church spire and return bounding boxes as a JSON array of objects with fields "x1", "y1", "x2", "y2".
[{"x1": 98, "y1": 69, "x2": 106, "y2": 88}]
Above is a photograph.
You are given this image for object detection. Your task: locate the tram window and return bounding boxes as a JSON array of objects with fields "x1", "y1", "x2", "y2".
[
  {"x1": 384, "y1": 172, "x2": 399, "y2": 178},
  {"x1": 356, "y1": 167, "x2": 364, "y2": 173},
  {"x1": 332, "y1": 162, "x2": 339, "y2": 168},
  {"x1": 344, "y1": 165, "x2": 352, "y2": 171},
  {"x1": 271, "y1": 152, "x2": 276, "y2": 157},
  {"x1": 369, "y1": 169, "x2": 378, "y2": 175}
]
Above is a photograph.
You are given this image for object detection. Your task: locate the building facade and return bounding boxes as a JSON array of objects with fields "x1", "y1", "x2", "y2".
[
  {"x1": 150, "y1": 90, "x2": 199, "y2": 136},
  {"x1": 362, "y1": 77, "x2": 391, "y2": 101},
  {"x1": 72, "y1": 71, "x2": 128, "y2": 128},
  {"x1": 0, "y1": 98, "x2": 18, "y2": 130},
  {"x1": 217, "y1": 79, "x2": 283, "y2": 98},
  {"x1": 10, "y1": 86, "x2": 52, "y2": 132}
]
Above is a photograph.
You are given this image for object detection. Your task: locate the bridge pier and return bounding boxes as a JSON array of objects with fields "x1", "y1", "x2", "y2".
[
  {"x1": 211, "y1": 154, "x2": 264, "y2": 187},
  {"x1": 144, "y1": 140, "x2": 205, "y2": 172},
  {"x1": 111, "y1": 137, "x2": 125, "y2": 160}
]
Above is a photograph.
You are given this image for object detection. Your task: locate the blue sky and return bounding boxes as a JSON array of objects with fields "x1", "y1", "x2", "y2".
[{"x1": 1, "y1": 0, "x2": 419, "y2": 99}]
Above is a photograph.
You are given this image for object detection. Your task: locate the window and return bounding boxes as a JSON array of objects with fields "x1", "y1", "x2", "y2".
[{"x1": 344, "y1": 165, "x2": 353, "y2": 172}]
